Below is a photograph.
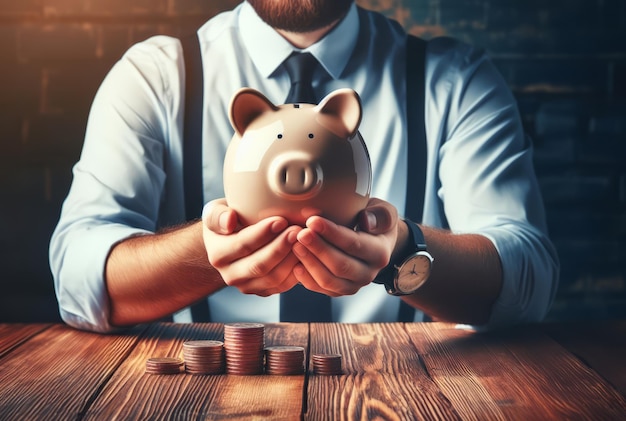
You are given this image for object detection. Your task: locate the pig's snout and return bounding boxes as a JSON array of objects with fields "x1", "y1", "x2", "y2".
[
  {"x1": 278, "y1": 162, "x2": 317, "y2": 193},
  {"x1": 268, "y1": 153, "x2": 323, "y2": 199}
]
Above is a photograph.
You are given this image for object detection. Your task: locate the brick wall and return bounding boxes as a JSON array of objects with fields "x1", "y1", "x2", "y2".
[{"x1": 1, "y1": 0, "x2": 624, "y2": 322}]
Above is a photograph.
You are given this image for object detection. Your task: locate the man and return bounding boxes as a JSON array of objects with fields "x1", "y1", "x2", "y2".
[{"x1": 49, "y1": 0, "x2": 559, "y2": 332}]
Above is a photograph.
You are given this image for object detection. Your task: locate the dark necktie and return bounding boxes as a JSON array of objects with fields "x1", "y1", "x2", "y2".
[
  {"x1": 283, "y1": 52, "x2": 319, "y2": 104},
  {"x1": 279, "y1": 51, "x2": 332, "y2": 322}
]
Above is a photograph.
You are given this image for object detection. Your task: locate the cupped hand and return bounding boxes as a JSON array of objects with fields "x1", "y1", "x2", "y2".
[
  {"x1": 291, "y1": 198, "x2": 399, "y2": 296},
  {"x1": 202, "y1": 198, "x2": 302, "y2": 296}
]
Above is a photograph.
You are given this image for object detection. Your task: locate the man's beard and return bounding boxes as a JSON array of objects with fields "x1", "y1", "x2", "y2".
[{"x1": 247, "y1": 0, "x2": 354, "y2": 32}]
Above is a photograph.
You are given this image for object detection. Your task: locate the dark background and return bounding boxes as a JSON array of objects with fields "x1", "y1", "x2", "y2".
[{"x1": 1, "y1": 0, "x2": 624, "y2": 323}]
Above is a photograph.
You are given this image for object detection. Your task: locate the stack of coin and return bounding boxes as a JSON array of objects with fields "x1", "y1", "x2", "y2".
[
  {"x1": 145, "y1": 357, "x2": 184, "y2": 375},
  {"x1": 264, "y1": 346, "x2": 305, "y2": 375},
  {"x1": 223, "y1": 322, "x2": 265, "y2": 375},
  {"x1": 182, "y1": 340, "x2": 225, "y2": 375},
  {"x1": 312, "y1": 353, "x2": 343, "y2": 375}
]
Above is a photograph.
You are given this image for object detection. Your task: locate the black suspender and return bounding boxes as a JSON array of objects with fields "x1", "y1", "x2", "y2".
[
  {"x1": 398, "y1": 34, "x2": 428, "y2": 322},
  {"x1": 179, "y1": 33, "x2": 428, "y2": 323},
  {"x1": 181, "y1": 33, "x2": 204, "y2": 222},
  {"x1": 181, "y1": 33, "x2": 212, "y2": 322},
  {"x1": 405, "y1": 35, "x2": 427, "y2": 225}
]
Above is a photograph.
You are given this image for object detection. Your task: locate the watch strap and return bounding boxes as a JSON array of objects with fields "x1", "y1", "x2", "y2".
[
  {"x1": 405, "y1": 219, "x2": 427, "y2": 252},
  {"x1": 374, "y1": 219, "x2": 426, "y2": 291}
]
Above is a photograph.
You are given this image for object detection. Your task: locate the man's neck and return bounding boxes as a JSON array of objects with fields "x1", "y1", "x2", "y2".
[{"x1": 275, "y1": 19, "x2": 340, "y2": 49}]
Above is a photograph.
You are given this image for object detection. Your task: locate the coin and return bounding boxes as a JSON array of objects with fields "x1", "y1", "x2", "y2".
[
  {"x1": 145, "y1": 357, "x2": 184, "y2": 375},
  {"x1": 312, "y1": 353, "x2": 342, "y2": 375},
  {"x1": 223, "y1": 323, "x2": 265, "y2": 375},
  {"x1": 225, "y1": 322, "x2": 265, "y2": 329},
  {"x1": 183, "y1": 340, "x2": 224, "y2": 349},
  {"x1": 182, "y1": 340, "x2": 225, "y2": 375},
  {"x1": 265, "y1": 346, "x2": 305, "y2": 375}
]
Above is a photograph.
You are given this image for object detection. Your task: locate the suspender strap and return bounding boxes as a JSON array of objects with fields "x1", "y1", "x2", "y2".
[
  {"x1": 181, "y1": 33, "x2": 204, "y2": 222},
  {"x1": 181, "y1": 33, "x2": 212, "y2": 322},
  {"x1": 405, "y1": 34, "x2": 427, "y2": 225},
  {"x1": 398, "y1": 34, "x2": 428, "y2": 322}
]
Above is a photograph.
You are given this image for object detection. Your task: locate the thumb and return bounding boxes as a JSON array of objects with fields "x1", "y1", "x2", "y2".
[
  {"x1": 357, "y1": 199, "x2": 396, "y2": 235},
  {"x1": 202, "y1": 199, "x2": 238, "y2": 234}
]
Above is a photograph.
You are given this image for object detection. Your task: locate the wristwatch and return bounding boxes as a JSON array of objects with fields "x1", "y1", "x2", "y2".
[{"x1": 374, "y1": 219, "x2": 434, "y2": 296}]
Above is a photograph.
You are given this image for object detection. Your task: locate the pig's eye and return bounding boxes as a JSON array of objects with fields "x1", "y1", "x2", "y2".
[
  {"x1": 308, "y1": 133, "x2": 314, "y2": 139},
  {"x1": 277, "y1": 134, "x2": 283, "y2": 139}
]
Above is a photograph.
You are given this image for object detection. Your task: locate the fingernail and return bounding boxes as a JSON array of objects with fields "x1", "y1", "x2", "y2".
[
  {"x1": 298, "y1": 230, "x2": 313, "y2": 245},
  {"x1": 286, "y1": 229, "x2": 298, "y2": 244},
  {"x1": 364, "y1": 211, "x2": 377, "y2": 230},
  {"x1": 271, "y1": 219, "x2": 288, "y2": 233},
  {"x1": 218, "y1": 212, "x2": 230, "y2": 231}
]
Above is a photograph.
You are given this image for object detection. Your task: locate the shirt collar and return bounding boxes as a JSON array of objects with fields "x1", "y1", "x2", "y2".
[{"x1": 239, "y1": 1, "x2": 359, "y2": 80}]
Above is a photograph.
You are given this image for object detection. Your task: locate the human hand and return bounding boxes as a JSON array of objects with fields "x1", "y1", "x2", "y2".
[
  {"x1": 202, "y1": 198, "x2": 302, "y2": 296},
  {"x1": 291, "y1": 198, "x2": 399, "y2": 296}
]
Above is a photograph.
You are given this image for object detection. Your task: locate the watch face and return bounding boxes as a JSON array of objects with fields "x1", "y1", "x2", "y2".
[{"x1": 395, "y1": 253, "x2": 432, "y2": 294}]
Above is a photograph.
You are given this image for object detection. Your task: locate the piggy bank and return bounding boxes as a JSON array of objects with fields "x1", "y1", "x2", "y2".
[{"x1": 223, "y1": 87, "x2": 372, "y2": 227}]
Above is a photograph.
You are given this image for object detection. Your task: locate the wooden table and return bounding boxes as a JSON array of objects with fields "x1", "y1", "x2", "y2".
[{"x1": 1, "y1": 321, "x2": 625, "y2": 420}]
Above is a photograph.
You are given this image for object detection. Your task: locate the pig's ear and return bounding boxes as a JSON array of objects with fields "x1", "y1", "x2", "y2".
[
  {"x1": 315, "y1": 88, "x2": 362, "y2": 138},
  {"x1": 229, "y1": 88, "x2": 278, "y2": 136}
]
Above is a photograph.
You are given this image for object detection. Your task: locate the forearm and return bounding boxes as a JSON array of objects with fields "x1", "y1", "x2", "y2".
[
  {"x1": 105, "y1": 220, "x2": 225, "y2": 326},
  {"x1": 399, "y1": 224, "x2": 503, "y2": 325}
]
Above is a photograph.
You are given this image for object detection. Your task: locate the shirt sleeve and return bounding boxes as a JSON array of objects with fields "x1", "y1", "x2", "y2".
[
  {"x1": 49, "y1": 37, "x2": 182, "y2": 332},
  {"x1": 426, "y1": 38, "x2": 560, "y2": 327}
]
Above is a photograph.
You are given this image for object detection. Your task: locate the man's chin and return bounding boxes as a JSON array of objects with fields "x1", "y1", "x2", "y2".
[{"x1": 247, "y1": 0, "x2": 353, "y2": 33}]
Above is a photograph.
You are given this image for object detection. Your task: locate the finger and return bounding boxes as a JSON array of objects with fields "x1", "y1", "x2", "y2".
[
  {"x1": 249, "y1": 264, "x2": 300, "y2": 297},
  {"x1": 207, "y1": 217, "x2": 291, "y2": 267},
  {"x1": 291, "y1": 263, "x2": 331, "y2": 296},
  {"x1": 292, "y1": 241, "x2": 364, "y2": 296},
  {"x1": 202, "y1": 198, "x2": 238, "y2": 234},
  {"x1": 223, "y1": 226, "x2": 300, "y2": 285},
  {"x1": 305, "y1": 216, "x2": 389, "y2": 269},
  {"x1": 356, "y1": 198, "x2": 397, "y2": 234},
  {"x1": 296, "y1": 229, "x2": 374, "y2": 285},
  {"x1": 232, "y1": 248, "x2": 299, "y2": 293}
]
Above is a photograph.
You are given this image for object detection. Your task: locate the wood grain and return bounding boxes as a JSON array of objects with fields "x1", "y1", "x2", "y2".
[
  {"x1": 543, "y1": 320, "x2": 626, "y2": 397},
  {"x1": 2, "y1": 321, "x2": 625, "y2": 420},
  {"x1": 0, "y1": 323, "x2": 50, "y2": 358},
  {"x1": 406, "y1": 323, "x2": 626, "y2": 420},
  {"x1": 207, "y1": 323, "x2": 308, "y2": 420},
  {"x1": 0, "y1": 323, "x2": 145, "y2": 420},
  {"x1": 83, "y1": 322, "x2": 308, "y2": 420},
  {"x1": 306, "y1": 323, "x2": 460, "y2": 420}
]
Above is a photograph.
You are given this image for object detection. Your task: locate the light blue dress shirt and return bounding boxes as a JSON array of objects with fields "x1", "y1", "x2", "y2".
[{"x1": 49, "y1": 1, "x2": 559, "y2": 332}]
